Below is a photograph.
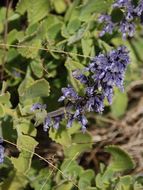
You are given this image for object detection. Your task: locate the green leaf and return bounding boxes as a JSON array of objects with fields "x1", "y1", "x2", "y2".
[
  {"x1": 19, "y1": 79, "x2": 50, "y2": 101},
  {"x1": 54, "y1": 182, "x2": 73, "y2": 190},
  {"x1": 0, "y1": 171, "x2": 28, "y2": 190},
  {"x1": 65, "y1": 58, "x2": 84, "y2": 94},
  {"x1": 61, "y1": 24, "x2": 71, "y2": 38},
  {"x1": 128, "y1": 36, "x2": 143, "y2": 63},
  {"x1": 67, "y1": 19, "x2": 81, "y2": 34},
  {"x1": 53, "y1": 0, "x2": 67, "y2": 14},
  {"x1": 18, "y1": 39, "x2": 41, "y2": 59},
  {"x1": 60, "y1": 159, "x2": 83, "y2": 179},
  {"x1": 30, "y1": 59, "x2": 43, "y2": 78},
  {"x1": 116, "y1": 176, "x2": 133, "y2": 190},
  {"x1": 64, "y1": 132, "x2": 92, "y2": 158},
  {"x1": 32, "y1": 108, "x2": 46, "y2": 127},
  {"x1": 79, "y1": 0, "x2": 112, "y2": 21},
  {"x1": 16, "y1": 0, "x2": 29, "y2": 14},
  {"x1": 15, "y1": 119, "x2": 37, "y2": 137},
  {"x1": 133, "y1": 182, "x2": 143, "y2": 190},
  {"x1": 47, "y1": 23, "x2": 63, "y2": 41},
  {"x1": 64, "y1": 0, "x2": 80, "y2": 21},
  {"x1": 111, "y1": 89, "x2": 128, "y2": 118},
  {"x1": 68, "y1": 25, "x2": 87, "y2": 45},
  {"x1": 49, "y1": 126, "x2": 72, "y2": 147},
  {"x1": 0, "y1": 103, "x2": 5, "y2": 117},
  {"x1": 95, "y1": 168, "x2": 114, "y2": 189},
  {"x1": 105, "y1": 145, "x2": 135, "y2": 172},
  {"x1": 0, "y1": 92, "x2": 11, "y2": 107},
  {"x1": 80, "y1": 170, "x2": 95, "y2": 182},
  {"x1": 81, "y1": 37, "x2": 93, "y2": 56},
  {"x1": 18, "y1": 72, "x2": 34, "y2": 96},
  {"x1": 1, "y1": 116, "x2": 16, "y2": 141},
  {"x1": 11, "y1": 135, "x2": 38, "y2": 173},
  {"x1": 67, "y1": 122, "x2": 80, "y2": 135},
  {"x1": 16, "y1": 0, "x2": 50, "y2": 25},
  {"x1": 79, "y1": 170, "x2": 95, "y2": 189},
  {"x1": 17, "y1": 134, "x2": 38, "y2": 154},
  {"x1": 28, "y1": 168, "x2": 52, "y2": 190},
  {"x1": 7, "y1": 29, "x2": 23, "y2": 45}
]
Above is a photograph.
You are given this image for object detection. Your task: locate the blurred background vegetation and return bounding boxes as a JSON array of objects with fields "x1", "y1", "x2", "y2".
[{"x1": 0, "y1": 0, "x2": 143, "y2": 189}]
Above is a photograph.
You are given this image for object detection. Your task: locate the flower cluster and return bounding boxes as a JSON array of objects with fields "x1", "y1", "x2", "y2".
[
  {"x1": 0, "y1": 138, "x2": 4, "y2": 164},
  {"x1": 43, "y1": 112, "x2": 64, "y2": 132},
  {"x1": 58, "y1": 86, "x2": 88, "y2": 132},
  {"x1": 31, "y1": 46, "x2": 130, "y2": 132},
  {"x1": 99, "y1": 0, "x2": 143, "y2": 39},
  {"x1": 86, "y1": 46, "x2": 130, "y2": 103}
]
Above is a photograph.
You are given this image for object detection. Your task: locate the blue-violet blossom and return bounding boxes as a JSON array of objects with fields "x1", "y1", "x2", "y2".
[
  {"x1": 99, "y1": 0, "x2": 143, "y2": 39},
  {"x1": 31, "y1": 46, "x2": 130, "y2": 131},
  {"x1": 0, "y1": 138, "x2": 4, "y2": 164}
]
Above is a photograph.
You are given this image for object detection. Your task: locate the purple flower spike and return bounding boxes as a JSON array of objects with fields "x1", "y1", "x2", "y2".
[
  {"x1": 83, "y1": 45, "x2": 130, "y2": 106},
  {"x1": 41, "y1": 46, "x2": 130, "y2": 132},
  {"x1": 0, "y1": 138, "x2": 4, "y2": 164},
  {"x1": 99, "y1": 0, "x2": 143, "y2": 38}
]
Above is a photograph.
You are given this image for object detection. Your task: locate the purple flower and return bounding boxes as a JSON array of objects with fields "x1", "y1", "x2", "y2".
[
  {"x1": 0, "y1": 138, "x2": 4, "y2": 164},
  {"x1": 67, "y1": 113, "x2": 74, "y2": 128},
  {"x1": 98, "y1": 15, "x2": 115, "y2": 37},
  {"x1": 98, "y1": 14, "x2": 111, "y2": 23},
  {"x1": 43, "y1": 116, "x2": 51, "y2": 132},
  {"x1": 79, "y1": 115, "x2": 88, "y2": 132},
  {"x1": 134, "y1": 0, "x2": 143, "y2": 16},
  {"x1": 119, "y1": 21, "x2": 135, "y2": 39},
  {"x1": 73, "y1": 110, "x2": 88, "y2": 132},
  {"x1": 31, "y1": 103, "x2": 46, "y2": 111},
  {"x1": 72, "y1": 70, "x2": 88, "y2": 84},
  {"x1": 83, "y1": 46, "x2": 130, "y2": 105},
  {"x1": 99, "y1": 0, "x2": 142, "y2": 39},
  {"x1": 40, "y1": 46, "x2": 130, "y2": 132},
  {"x1": 125, "y1": 4, "x2": 134, "y2": 21},
  {"x1": 85, "y1": 86, "x2": 95, "y2": 97},
  {"x1": 86, "y1": 95, "x2": 104, "y2": 113},
  {"x1": 113, "y1": 0, "x2": 129, "y2": 8},
  {"x1": 58, "y1": 85, "x2": 78, "y2": 102},
  {"x1": 53, "y1": 114, "x2": 64, "y2": 129}
]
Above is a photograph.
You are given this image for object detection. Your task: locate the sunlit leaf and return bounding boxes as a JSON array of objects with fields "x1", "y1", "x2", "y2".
[{"x1": 105, "y1": 145, "x2": 135, "y2": 172}]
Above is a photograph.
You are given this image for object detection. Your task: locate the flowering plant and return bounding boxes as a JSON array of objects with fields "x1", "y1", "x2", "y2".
[{"x1": 0, "y1": 0, "x2": 143, "y2": 189}]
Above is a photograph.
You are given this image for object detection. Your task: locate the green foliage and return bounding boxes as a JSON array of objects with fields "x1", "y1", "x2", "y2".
[
  {"x1": 79, "y1": 0, "x2": 113, "y2": 21},
  {"x1": 95, "y1": 146, "x2": 141, "y2": 190},
  {"x1": 0, "y1": 0, "x2": 143, "y2": 189},
  {"x1": 65, "y1": 58, "x2": 84, "y2": 93},
  {"x1": 105, "y1": 145, "x2": 135, "y2": 172},
  {"x1": 111, "y1": 88, "x2": 128, "y2": 118},
  {"x1": 64, "y1": 131, "x2": 92, "y2": 158},
  {"x1": 16, "y1": 0, "x2": 51, "y2": 25},
  {"x1": 28, "y1": 167, "x2": 52, "y2": 190}
]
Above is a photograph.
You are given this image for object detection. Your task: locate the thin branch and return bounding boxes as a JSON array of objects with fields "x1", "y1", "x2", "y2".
[{"x1": 0, "y1": 43, "x2": 94, "y2": 59}]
